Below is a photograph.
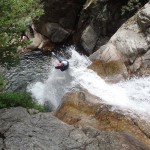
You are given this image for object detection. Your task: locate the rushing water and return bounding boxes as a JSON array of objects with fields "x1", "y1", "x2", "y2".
[
  {"x1": 3, "y1": 51, "x2": 52, "y2": 91},
  {"x1": 27, "y1": 46, "x2": 150, "y2": 121}
]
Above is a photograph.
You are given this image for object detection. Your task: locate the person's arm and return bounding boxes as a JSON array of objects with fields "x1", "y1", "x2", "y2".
[{"x1": 52, "y1": 52, "x2": 62, "y2": 62}]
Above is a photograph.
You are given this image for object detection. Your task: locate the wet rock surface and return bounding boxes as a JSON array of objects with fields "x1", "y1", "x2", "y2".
[{"x1": 55, "y1": 89, "x2": 150, "y2": 148}]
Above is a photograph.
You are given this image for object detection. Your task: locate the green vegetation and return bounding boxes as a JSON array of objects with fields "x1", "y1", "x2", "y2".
[
  {"x1": 0, "y1": 91, "x2": 44, "y2": 112},
  {"x1": 0, "y1": 0, "x2": 43, "y2": 67},
  {"x1": 0, "y1": 73, "x2": 5, "y2": 92},
  {"x1": 0, "y1": 1, "x2": 44, "y2": 111},
  {"x1": 0, "y1": 72, "x2": 44, "y2": 111}
]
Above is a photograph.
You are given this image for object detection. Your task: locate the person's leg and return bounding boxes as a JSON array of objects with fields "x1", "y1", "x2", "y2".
[{"x1": 55, "y1": 66, "x2": 61, "y2": 69}]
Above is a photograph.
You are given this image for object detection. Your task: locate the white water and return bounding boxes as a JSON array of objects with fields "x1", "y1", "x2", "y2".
[{"x1": 27, "y1": 46, "x2": 150, "y2": 121}]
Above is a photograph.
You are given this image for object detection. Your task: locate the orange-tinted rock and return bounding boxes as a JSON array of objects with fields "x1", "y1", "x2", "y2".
[
  {"x1": 55, "y1": 89, "x2": 150, "y2": 148},
  {"x1": 89, "y1": 43, "x2": 128, "y2": 82}
]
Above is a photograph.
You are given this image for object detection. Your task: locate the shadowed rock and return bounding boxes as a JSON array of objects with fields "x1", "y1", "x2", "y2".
[
  {"x1": 81, "y1": 25, "x2": 98, "y2": 54},
  {"x1": 89, "y1": 2, "x2": 150, "y2": 80}
]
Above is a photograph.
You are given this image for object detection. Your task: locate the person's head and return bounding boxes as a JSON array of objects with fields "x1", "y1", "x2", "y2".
[{"x1": 61, "y1": 60, "x2": 68, "y2": 66}]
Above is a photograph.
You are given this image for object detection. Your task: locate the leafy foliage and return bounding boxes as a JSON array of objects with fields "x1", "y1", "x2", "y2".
[
  {"x1": 0, "y1": 0, "x2": 43, "y2": 67},
  {"x1": 0, "y1": 91, "x2": 45, "y2": 112},
  {"x1": 0, "y1": 72, "x2": 8, "y2": 92},
  {"x1": 0, "y1": 72, "x2": 44, "y2": 111},
  {"x1": 0, "y1": 73, "x2": 5, "y2": 92}
]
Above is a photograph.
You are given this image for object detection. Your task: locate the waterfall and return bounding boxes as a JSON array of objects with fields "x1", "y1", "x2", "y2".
[{"x1": 27, "y1": 46, "x2": 150, "y2": 121}]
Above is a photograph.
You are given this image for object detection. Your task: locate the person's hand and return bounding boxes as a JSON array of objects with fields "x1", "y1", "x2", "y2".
[{"x1": 52, "y1": 52, "x2": 55, "y2": 56}]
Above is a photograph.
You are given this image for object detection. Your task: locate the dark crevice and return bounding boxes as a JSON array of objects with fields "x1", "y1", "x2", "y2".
[
  {"x1": 0, "y1": 132, "x2": 6, "y2": 150},
  {"x1": 0, "y1": 132, "x2": 5, "y2": 139}
]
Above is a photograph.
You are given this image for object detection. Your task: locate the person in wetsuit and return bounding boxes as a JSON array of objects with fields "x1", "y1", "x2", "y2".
[{"x1": 52, "y1": 52, "x2": 69, "y2": 71}]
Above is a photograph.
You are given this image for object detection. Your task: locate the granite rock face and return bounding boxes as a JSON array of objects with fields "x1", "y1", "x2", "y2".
[
  {"x1": 55, "y1": 89, "x2": 150, "y2": 149},
  {"x1": 0, "y1": 107, "x2": 150, "y2": 150},
  {"x1": 81, "y1": 25, "x2": 98, "y2": 54},
  {"x1": 34, "y1": 0, "x2": 86, "y2": 43},
  {"x1": 89, "y1": 2, "x2": 150, "y2": 80},
  {"x1": 76, "y1": 0, "x2": 148, "y2": 54},
  {"x1": 89, "y1": 43, "x2": 128, "y2": 82}
]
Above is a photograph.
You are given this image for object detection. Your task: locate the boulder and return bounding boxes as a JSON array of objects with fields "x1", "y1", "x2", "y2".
[
  {"x1": 0, "y1": 107, "x2": 149, "y2": 150},
  {"x1": 40, "y1": 23, "x2": 70, "y2": 43},
  {"x1": 25, "y1": 32, "x2": 47, "y2": 51},
  {"x1": 110, "y1": 18, "x2": 149, "y2": 63},
  {"x1": 89, "y1": 2, "x2": 150, "y2": 79},
  {"x1": 82, "y1": 126, "x2": 150, "y2": 150},
  {"x1": 77, "y1": 0, "x2": 148, "y2": 53},
  {"x1": 0, "y1": 107, "x2": 89, "y2": 149},
  {"x1": 55, "y1": 89, "x2": 150, "y2": 148},
  {"x1": 18, "y1": 25, "x2": 54, "y2": 53},
  {"x1": 42, "y1": 0, "x2": 86, "y2": 30},
  {"x1": 34, "y1": 0, "x2": 86, "y2": 43},
  {"x1": 89, "y1": 43, "x2": 128, "y2": 82},
  {"x1": 81, "y1": 25, "x2": 98, "y2": 54}
]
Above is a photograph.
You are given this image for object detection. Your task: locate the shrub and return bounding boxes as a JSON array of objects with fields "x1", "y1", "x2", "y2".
[
  {"x1": 0, "y1": 73, "x2": 7, "y2": 92},
  {"x1": 0, "y1": 92, "x2": 44, "y2": 112},
  {"x1": 0, "y1": 0, "x2": 44, "y2": 67}
]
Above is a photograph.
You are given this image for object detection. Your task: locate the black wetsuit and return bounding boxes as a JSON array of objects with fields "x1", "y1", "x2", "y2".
[
  {"x1": 55, "y1": 61, "x2": 69, "y2": 71},
  {"x1": 54, "y1": 54, "x2": 69, "y2": 71},
  {"x1": 61, "y1": 61, "x2": 69, "y2": 71}
]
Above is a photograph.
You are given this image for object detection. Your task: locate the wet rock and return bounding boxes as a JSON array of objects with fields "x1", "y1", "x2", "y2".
[
  {"x1": 76, "y1": 0, "x2": 143, "y2": 54},
  {"x1": 135, "y1": 120, "x2": 150, "y2": 138},
  {"x1": 55, "y1": 89, "x2": 150, "y2": 148},
  {"x1": 89, "y1": 43, "x2": 128, "y2": 82}
]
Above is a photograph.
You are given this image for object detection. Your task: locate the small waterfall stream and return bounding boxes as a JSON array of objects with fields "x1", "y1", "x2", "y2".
[
  {"x1": 28, "y1": 46, "x2": 150, "y2": 121},
  {"x1": 3, "y1": 46, "x2": 150, "y2": 122}
]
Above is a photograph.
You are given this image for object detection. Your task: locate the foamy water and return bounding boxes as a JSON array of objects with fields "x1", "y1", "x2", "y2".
[{"x1": 27, "y1": 46, "x2": 150, "y2": 120}]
